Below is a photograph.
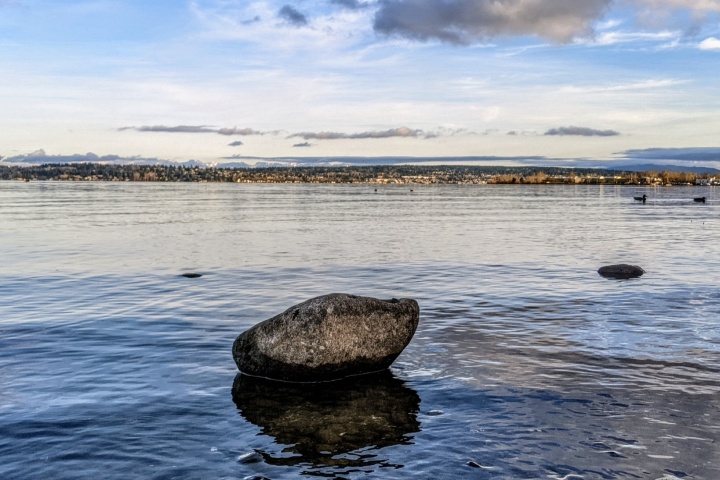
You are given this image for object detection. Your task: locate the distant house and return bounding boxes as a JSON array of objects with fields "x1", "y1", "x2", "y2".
[{"x1": 696, "y1": 177, "x2": 717, "y2": 186}]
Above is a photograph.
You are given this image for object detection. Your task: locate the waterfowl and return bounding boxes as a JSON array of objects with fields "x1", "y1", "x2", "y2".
[
  {"x1": 693, "y1": 197, "x2": 706, "y2": 203},
  {"x1": 180, "y1": 272, "x2": 203, "y2": 278},
  {"x1": 633, "y1": 194, "x2": 647, "y2": 203}
]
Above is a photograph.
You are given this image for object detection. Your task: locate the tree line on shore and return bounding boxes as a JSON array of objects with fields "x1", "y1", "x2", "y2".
[{"x1": 0, "y1": 163, "x2": 715, "y2": 185}]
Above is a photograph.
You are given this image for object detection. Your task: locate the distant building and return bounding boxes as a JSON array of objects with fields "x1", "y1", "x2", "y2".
[{"x1": 696, "y1": 177, "x2": 717, "y2": 186}]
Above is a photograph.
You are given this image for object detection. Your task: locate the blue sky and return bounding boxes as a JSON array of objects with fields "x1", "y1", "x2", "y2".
[{"x1": 1, "y1": 0, "x2": 720, "y2": 167}]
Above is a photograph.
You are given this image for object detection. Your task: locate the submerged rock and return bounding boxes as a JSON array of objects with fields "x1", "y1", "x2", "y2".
[
  {"x1": 232, "y1": 293, "x2": 420, "y2": 382},
  {"x1": 598, "y1": 264, "x2": 645, "y2": 279}
]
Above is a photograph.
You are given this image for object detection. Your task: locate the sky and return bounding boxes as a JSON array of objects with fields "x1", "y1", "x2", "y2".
[{"x1": 1, "y1": 0, "x2": 720, "y2": 168}]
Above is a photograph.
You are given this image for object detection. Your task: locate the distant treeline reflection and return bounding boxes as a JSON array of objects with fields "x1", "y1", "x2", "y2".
[{"x1": 0, "y1": 163, "x2": 716, "y2": 185}]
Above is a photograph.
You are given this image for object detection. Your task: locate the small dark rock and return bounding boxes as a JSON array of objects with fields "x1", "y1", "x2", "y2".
[
  {"x1": 232, "y1": 293, "x2": 419, "y2": 382},
  {"x1": 598, "y1": 264, "x2": 645, "y2": 279},
  {"x1": 468, "y1": 461, "x2": 481, "y2": 468},
  {"x1": 180, "y1": 273, "x2": 202, "y2": 278}
]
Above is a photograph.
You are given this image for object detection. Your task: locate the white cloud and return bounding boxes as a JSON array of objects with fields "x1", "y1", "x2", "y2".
[
  {"x1": 592, "y1": 29, "x2": 679, "y2": 46},
  {"x1": 559, "y1": 78, "x2": 687, "y2": 94},
  {"x1": 698, "y1": 36, "x2": 720, "y2": 50}
]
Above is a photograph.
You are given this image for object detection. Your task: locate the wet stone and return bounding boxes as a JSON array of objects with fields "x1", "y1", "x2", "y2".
[
  {"x1": 236, "y1": 452, "x2": 263, "y2": 464},
  {"x1": 232, "y1": 293, "x2": 420, "y2": 382}
]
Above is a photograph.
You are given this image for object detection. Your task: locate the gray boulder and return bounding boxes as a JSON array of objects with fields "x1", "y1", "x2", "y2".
[
  {"x1": 598, "y1": 264, "x2": 645, "y2": 279},
  {"x1": 232, "y1": 293, "x2": 420, "y2": 382}
]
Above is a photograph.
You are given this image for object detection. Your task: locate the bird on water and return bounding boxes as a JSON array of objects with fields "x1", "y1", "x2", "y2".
[
  {"x1": 693, "y1": 197, "x2": 706, "y2": 203},
  {"x1": 633, "y1": 194, "x2": 647, "y2": 203}
]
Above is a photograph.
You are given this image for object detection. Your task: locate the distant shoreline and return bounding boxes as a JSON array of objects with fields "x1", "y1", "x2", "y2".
[{"x1": 1, "y1": 163, "x2": 717, "y2": 186}]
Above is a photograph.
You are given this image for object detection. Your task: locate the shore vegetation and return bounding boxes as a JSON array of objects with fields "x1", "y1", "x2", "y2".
[{"x1": 0, "y1": 163, "x2": 717, "y2": 186}]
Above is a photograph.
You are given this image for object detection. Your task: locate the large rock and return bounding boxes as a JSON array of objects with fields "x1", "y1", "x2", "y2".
[
  {"x1": 598, "y1": 264, "x2": 645, "y2": 279},
  {"x1": 232, "y1": 293, "x2": 420, "y2": 382}
]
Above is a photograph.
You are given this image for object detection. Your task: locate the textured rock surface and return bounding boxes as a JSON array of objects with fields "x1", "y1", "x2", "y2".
[
  {"x1": 598, "y1": 264, "x2": 645, "y2": 279},
  {"x1": 232, "y1": 293, "x2": 420, "y2": 382}
]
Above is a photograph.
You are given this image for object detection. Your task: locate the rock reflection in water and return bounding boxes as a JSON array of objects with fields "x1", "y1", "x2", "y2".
[{"x1": 231, "y1": 370, "x2": 421, "y2": 470}]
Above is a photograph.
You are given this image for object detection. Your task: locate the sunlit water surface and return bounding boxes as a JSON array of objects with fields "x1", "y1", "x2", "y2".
[{"x1": 1, "y1": 182, "x2": 718, "y2": 479}]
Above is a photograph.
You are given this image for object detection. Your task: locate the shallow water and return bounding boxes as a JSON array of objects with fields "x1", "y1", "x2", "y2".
[{"x1": 1, "y1": 182, "x2": 718, "y2": 479}]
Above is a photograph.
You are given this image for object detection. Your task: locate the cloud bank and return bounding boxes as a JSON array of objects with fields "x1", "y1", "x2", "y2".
[
  {"x1": 370, "y1": 0, "x2": 720, "y2": 45},
  {"x1": 373, "y1": 0, "x2": 613, "y2": 44},
  {"x1": 0, "y1": 149, "x2": 204, "y2": 167},
  {"x1": 217, "y1": 127, "x2": 265, "y2": 136},
  {"x1": 120, "y1": 125, "x2": 216, "y2": 134},
  {"x1": 288, "y1": 126, "x2": 429, "y2": 140},
  {"x1": 121, "y1": 124, "x2": 464, "y2": 142},
  {"x1": 120, "y1": 125, "x2": 266, "y2": 136},
  {"x1": 544, "y1": 126, "x2": 620, "y2": 136},
  {"x1": 619, "y1": 147, "x2": 720, "y2": 162}
]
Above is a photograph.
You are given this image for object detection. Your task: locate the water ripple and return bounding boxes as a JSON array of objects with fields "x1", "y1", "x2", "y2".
[{"x1": 1, "y1": 183, "x2": 719, "y2": 479}]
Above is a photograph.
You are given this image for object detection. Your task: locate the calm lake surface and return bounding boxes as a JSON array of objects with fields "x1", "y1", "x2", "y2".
[{"x1": 1, "y1": 181, "x2": 718, "y2": 479}]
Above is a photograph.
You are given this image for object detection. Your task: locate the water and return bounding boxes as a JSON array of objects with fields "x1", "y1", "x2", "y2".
[{"x1": 1, "y1": 181, "x2": 718, "y2": 479}]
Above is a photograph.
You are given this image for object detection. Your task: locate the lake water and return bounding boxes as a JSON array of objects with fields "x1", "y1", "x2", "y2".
[{"x1": 1, "y1": 181, "x2": 718, "y2": 479}]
